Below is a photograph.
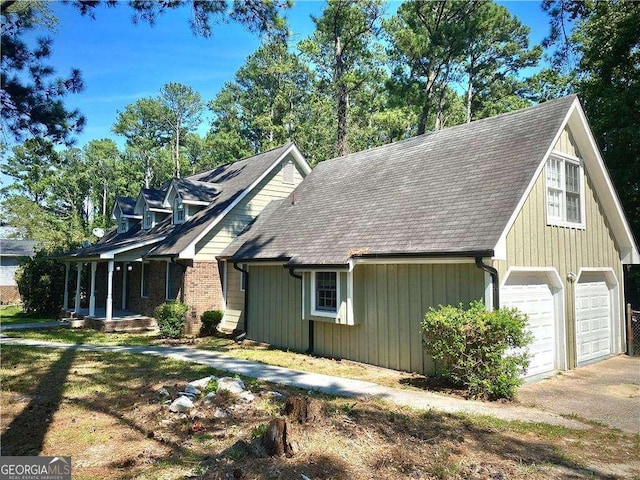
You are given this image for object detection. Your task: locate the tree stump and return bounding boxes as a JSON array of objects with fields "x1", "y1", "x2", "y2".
[
  {"x1": 260, "y1": 417, "x2": 295, "y2": 457},
  {"x1": 283, "y1": 395, "x2": 324, "y2": 424}
]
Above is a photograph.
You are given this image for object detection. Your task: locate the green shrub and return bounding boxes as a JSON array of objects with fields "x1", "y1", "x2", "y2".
[
  {"x1": 200, "y1": 310, "x2": 223, "y2": 336},
  {"x1": 421, "y1": 301, "x2": 533, "y2": 400},
  {"x1": 154, "y1": 301, "x2": 189, "y2": 338},
  {"x1": 16, "y1": 248, "x2": 65, "y2": 316}
]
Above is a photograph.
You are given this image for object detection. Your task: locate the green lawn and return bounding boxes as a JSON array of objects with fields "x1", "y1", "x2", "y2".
[{"x1": 0, "y1": 305, "x2": 59, "y2": 325}]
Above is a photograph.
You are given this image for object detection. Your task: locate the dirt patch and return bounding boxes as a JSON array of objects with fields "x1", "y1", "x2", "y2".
[{"x1": 1, "y1": 346, "x2": 639, "y2": 480}]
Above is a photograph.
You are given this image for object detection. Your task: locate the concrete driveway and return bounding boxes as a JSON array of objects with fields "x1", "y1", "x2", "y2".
[{"x1": 517, "y1": 355, "x2": 640, "y2": 434}]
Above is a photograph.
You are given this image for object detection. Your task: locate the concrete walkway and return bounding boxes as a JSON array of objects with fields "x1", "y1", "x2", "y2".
[
  {"x1": 0, "y1": 321, "x2": 68, "y2": 332},
  {"x1": 0, "y1": 336, "x2": 590, "y2": 430}
]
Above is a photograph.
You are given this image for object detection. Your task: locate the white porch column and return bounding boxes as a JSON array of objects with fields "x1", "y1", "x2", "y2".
[
  {"x1": 121, "y1": 262, "x2": 128, "y2": 310},
  {"x1": 89, "y1": 261, "x2": 97, "y2": 316},
  {"x1": 106, "y1": 261, "x2": 114, "y2": 321},
  {"x1": 74, "y1": 262, "x2": 82, "y2": 312},
  {"x1": 63, "y1": 262, "x2": 70, "y2": 310}
]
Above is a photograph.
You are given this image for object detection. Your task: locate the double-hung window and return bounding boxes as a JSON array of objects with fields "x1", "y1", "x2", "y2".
[
  {"x1": 118, "y1": 216, "x2": 127, "y2": 233},
  {"x1": 143, "y1": 206, "x2": 153, "y2": 229},
  {"x1": 174, "y1": 196, "x2": 185, "y2": 224},
  {"x1": 546, "y1": 154, "x2": 584, "y2": 227},
  {"x1": 313, "y1": 272, "x2": 338, "y2": 316}
]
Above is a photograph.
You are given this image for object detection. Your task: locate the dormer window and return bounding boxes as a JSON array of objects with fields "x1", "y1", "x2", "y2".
[
  {"x1": 118, "y1": 216, "x2": 128, "y2": 233},
  {"x1": 143, "y1": 206, "x2": 153, "y2": 229},
  {"x1": 174, "y1": 196, "x2": 185, "y2": 224}
]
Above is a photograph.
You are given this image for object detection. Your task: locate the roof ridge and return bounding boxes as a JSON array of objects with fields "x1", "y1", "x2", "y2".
[
  {"x1": 316, "y1": 95, "x2": 577, "y2": 169},
  {"x1": 185, "y1": 141, "x2": 293, "y2": 181}
]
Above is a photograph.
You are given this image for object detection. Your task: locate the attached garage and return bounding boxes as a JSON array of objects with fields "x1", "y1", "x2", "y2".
[
  {"x1": 501, "y1": 270, "x2": 564, "y2": 379},
  {"x1": 575, "y1": 271, "x2": 614, "y2": 365}
]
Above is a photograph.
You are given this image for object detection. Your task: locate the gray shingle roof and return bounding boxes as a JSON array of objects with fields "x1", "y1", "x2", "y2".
[
  {"x1": 142, "y1": 188, "x2": 167, "y2": 210},
  {"x1": 115, "y1": 196, "x2": 137, "y2": 216},
  {"x1": 224, "y1": 96, "x2": 577, "y2": 266},
  {"x1": 148, "y1": 142, "x2": 293, "y2": 257},
  {"x1": 0, "y1": 239, "x2": 38, "y2": 257},
  {"x1": 59, "y1": 143, "x2": 294, "y2": 260},
  {"x1": 172, "y1": 178, "x2": 219, "y2": 203}
]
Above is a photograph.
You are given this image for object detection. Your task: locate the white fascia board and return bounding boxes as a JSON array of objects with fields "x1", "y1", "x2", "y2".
[
  {"x1": 287, "y1": 143, "x2": 312, "y2": 175},
  {"x1": 493, "y1": 99, "x2": 578, "y2": 260},
  {"x1": 111, "y1": 202, "x2": 122, "y2": 221},
  {"x1": 133, "y1": 192, "x2": 147, "y2": 216},
  {"x1": 569, "y1": 103, "x2": 639, "y2": 264},
  {"x1": 99, "y1": 236, "x2": 166, "y2": 259},
  {"x1": 182, "y1": 199, "x2": 210, "y2": 206},
  {"x1": 122, "y1": 214, "x2": 143, "y2": 219},
  {"x1": 162, "y1": 181, "x2": 178, "y2": 208},
  {"x1": 179, "y1": 146, "x2": 304, "y2": 260}
]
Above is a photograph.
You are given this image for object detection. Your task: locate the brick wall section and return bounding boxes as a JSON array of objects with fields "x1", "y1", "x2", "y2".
[
  {"x1": 128, "y1": 261, "x2": 171, "y2": 317},
  {"x1": 80, "y1": 260, "x2": 220, "y2": 336},
  {"x1": 183, "y1": 260, "x2": 224, "y2": 334},
  {"x1": 0, "y1": 285, "x2": 21, "y2": 304}
]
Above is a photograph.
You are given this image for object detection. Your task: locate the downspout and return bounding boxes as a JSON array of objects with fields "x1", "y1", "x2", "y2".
[
  {"x1": 234, "y1": 262, "x2": 249, "y2": 339},
  {"x1": 475, "y1": 257, "x2": 499, "y2": 310},
  {"x1": 286, "y1": 267, "x2": 313, "y2": 354}
]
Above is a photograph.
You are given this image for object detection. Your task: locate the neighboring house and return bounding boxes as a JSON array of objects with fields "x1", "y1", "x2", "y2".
[
  {"x1": 221, "y1": 96, "x2": 639, "y2": 380},
  {"x1": 0, "y1": 239, "x2": 37, "y2": 304},
  {"x1": 59, "y1": 143, "x2": 310, "y2": 332}
]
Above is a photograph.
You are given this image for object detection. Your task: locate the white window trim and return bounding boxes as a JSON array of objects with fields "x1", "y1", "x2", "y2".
[
  {"x1": 174, "y1": 195, "x2": 186, "y2": 225},
  {"x1": 310, "y1": 271, "x2": 340, "y2": 318},
  {"x1": 239, "y1": 263, "x2": 247, "y2": 292},
  {"x1": 141, "y1": 261, "x2": 149, "y2": 298},
  {"x1": 118, "y1": 216, "x2": 128, "y2": 233},
  {"x1": 546, "y1": 151, "x2": 586, "y2": 229},
  {"x1": 143, "y1": 206, "x2": 154, "y2": 230}
]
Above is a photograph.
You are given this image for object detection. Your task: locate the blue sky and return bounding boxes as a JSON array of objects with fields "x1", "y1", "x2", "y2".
[{"x1": 25, "y1": 1, "x2": 551, "y2": 150}]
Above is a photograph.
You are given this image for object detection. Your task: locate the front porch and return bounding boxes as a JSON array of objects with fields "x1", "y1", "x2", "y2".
[{"x1": 63, "y1": 308, "x2": 158, "y2": 333}]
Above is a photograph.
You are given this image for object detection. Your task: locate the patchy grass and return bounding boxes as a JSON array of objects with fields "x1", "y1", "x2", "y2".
[
  {"x1": 1, "y1": 345, "x2": 638, "y2": 480},
  {"x1": 0, "y1": 305, "x2": 59, "y2": 325},
  {"x1": 4, "y1": 329, "x2": 452, "y2": 394},
  {"x1": 2, "y1": 327, "x2": 159, "y2": 345}
]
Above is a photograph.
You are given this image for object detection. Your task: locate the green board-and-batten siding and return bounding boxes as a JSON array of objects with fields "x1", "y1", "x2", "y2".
[
  {"x1": 314, "y1": 263, "x2": 485, "y2": 374},
  {"x1": 247, "y1": 265, "x2": 307, "y2": 352},
  {"x1": 247, "y1": 263, "x2": 484, "y2": 375},
  {"x1": 495, "y1": 127, "x2": 624, "y2": 367}
]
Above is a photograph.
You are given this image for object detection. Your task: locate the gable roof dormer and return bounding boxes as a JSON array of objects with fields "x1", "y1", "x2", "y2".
[
  {"x1": 162, "y1": 178, "x2": 219, "y2": 209},
  {"x1": 134, "y1": 188, "x2": 172, "y2": 216},
  {"x1": 111, "y1": 196, "x2": 141, "y2": 220}
]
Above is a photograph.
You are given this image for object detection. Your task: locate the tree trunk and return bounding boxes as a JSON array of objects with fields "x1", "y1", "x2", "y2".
[
  {"x1": 102, "y1": 181, "x2": 107, "y2": 217},
  {"x1": 466, "y1": 56, "x2": 475, "y2": 124},
  {"x1": 174, "y1": 124, "x2": 181, "y2": 178},
  {"x1": 417, "y1": 70, "x2": 438, "y2": 135},
  {"x1": 144, "y1": 155, "x2": 152, "y2": 189},
  {"x1": 335, "y1": 34, "x2": 349, "y2": 157}
]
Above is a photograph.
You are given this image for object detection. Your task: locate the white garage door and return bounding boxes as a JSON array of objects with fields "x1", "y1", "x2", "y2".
[
  {"x1": 575, "y1": 274, "x2": 611, "y2": 364},
  {"x1": 502, "y1": 276, "x2": 556, "y2": 377}
]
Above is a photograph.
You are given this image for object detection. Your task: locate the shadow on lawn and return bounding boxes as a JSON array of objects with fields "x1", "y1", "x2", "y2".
[{"x1": 1, "y1": 347, "x2": 76, "y2": 455}]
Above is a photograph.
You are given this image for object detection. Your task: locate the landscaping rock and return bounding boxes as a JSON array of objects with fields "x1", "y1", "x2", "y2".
[
  {"x1": 189, "y1": 376, "x2": 216, "y2": 390},
  {"x1": 213, "y1": 408, "x2": 229, "y2": 419},
  {"x1": 266, "y1": 391, "x2": 285, "y2": 400},
  {"x1": 169, "y1": 395, "x2": 194, "y2": 413},
  {"x1": 217, "y1": 377, "x2": 245, "y2": 394},
  {"x1": 238, "y1": 391, "x2": 255, "y2": 403},
  {"x1": 184, "y1": 385, "x2": 201, "y2": 397},
  {"x1": 203, "y1": 392, "x2": 216, "y2": 407},
  {"x1": 157, "y1": 387, "x2": 171, "y2": 399}
]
